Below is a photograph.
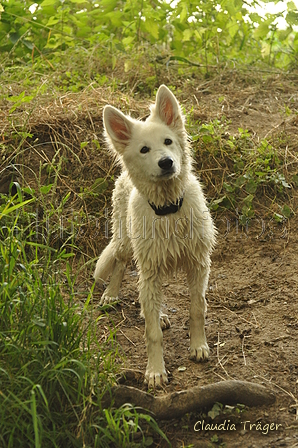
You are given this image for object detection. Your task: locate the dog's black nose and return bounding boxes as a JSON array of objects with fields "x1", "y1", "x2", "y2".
[{"x1": 158, "y1": 157, "x2": 173, "y2": 170}]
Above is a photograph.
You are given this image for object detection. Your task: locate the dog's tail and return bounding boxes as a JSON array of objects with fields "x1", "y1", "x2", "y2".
[{"x1": 94, "y1": 243, "x2": 116, "y2": 284}]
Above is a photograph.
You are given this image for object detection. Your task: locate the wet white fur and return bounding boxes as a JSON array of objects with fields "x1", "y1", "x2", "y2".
[{"x1": 94, "y1": 85, "x2": 216, "y2": 388}]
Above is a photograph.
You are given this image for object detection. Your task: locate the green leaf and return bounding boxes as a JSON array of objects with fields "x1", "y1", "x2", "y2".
[
  {"x1": 22, "y1": 39, "x2": 34, "y2": 50},
  {"x1": 182, "y1": 29, "x2": 192, "y2": 42},
  {"x1": 106, "y1": 10, "x2": 123, "y2": 27},
  {"x1": 223, "y1": 182, "x2": 234, "y2": 193},
  {"x1": 9, "y1": 32, "x2": 20, "y2": 44},
  {"x1": 180, "y1": 4, "x2": 187, "y2": 23},
  {"x1": 243, "y1": 194, "x2": 254, "y2": 205},
  {"x1": 249, "y1": 12, "x2": 263, "y2": 24},
  {"x1": 254, "y1": 22, "x2": 270, "y2": 39},
  {"x1": 228, "y1": 22, "x2": 238, "y2": 39},
  {"x1": 209, "y1": 196, "x2": 227, "y2": 211},
  {"x1": 6, "y1": 91, "x2": 25, "y2": 102},
  {"x1": 62, "y1": 191, "x2": 71, "y2": 205},
  {"x1": 46, "y1": 16, "x2": 60, "y2": 26},
  {"x1": 144, "y1": 19, "x2": 159, "y2": 40},
  {"x1": 40, "y1": 0, "x2": 58, "y2": 6},
  {"x1": 40, "y1": 184, "x2": 53, "y2": 195},
  {"x1": 124, "y1": 60, "x2": 133, "y2": 72},
  {"x1": 122, "y1": 36, "x2": 134, "y2": 47},
  {"x1": 91, "y1": 178, "x2": 108, "y2": 194},
  {"x1": 235, "y1": 175, "x2": 247, "y2": 187},
  {"x1": 23, "y1": 187, "x2": 35, "y2": 196},
  {"x1": 274, "y1": 213, "x2": 283, "y2": 223},
  {"x1": 99, "y1": 0, "x2": 118, "y2": 12},
  {"x1": 77, "y1": 25, "x2": 92, "y2": 38},
  {"x1": 144, "y1": 436, "x2": 154, "y2": 446},
  {"x1": 112, "y1": 55, "x2": 117, "y2": 70},
  {"x1": 277, "y1": 28, "x2": 292, "y2": 42},
  {"x1": 286, "y1": 11, "x2": 298, "y2": 26},
  {"x1": 245, "y1": 179, "x2": 258, "y2": 194},
  {"x1": 7, "y1": 90, "x2": 35, "y2": 112},
  {"x1": 282, "y1": 204, "x2": 291, "y2": 218},
  {"x1": 287, "y1": 1, "x2": 296, "y2": 11},
  {"x1": 241, "y1": 205, "x2": 254, "y2": 219},
  {"x1": 0, "y1": 199, "x2": 34, "y2": 219},
  {"x1": 208, "y1": 402, "x2": 222, "y2": 420}
]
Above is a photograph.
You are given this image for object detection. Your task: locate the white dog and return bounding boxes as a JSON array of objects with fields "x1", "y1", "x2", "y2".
[{"x1": 94, "y1": 85, "x2": 216, "y2": 388}]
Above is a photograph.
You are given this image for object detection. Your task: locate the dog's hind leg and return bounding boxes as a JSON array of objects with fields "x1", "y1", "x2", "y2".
[
  {"x1": 94, "y1": 242, "x2": 116, "y2": 284},
  {"x1": 94, "y1": 172, "x2": 132, "y2": 305},
  {"x1": 100, "y1": 259, "x2": 127, "y2": 305},
  {"x1": 187, "y1": 263, "x2": 210, "y2": 361},
  {"x1": 94, "y1": 240, "x2": 130, "y2": 305}
]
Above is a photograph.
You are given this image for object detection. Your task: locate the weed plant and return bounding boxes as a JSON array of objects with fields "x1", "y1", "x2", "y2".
[{"x1": 192, "y1": 118, "x2": 294, "y2": 224}]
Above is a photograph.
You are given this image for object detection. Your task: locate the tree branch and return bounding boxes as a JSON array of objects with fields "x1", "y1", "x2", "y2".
[{"x1": 102, "y1": 380, "x2": 275, "y2": 420}]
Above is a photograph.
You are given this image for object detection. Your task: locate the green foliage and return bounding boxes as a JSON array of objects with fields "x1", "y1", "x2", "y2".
[
  {"x1": 96, "y1": 404, "x2": 170, "y2": 447},
  {"x1": 208, "y1": 402, "x2": 246, "y2": 420},
  {"x1": 208, "y1": 402, "x2": 223, "y2": 419},
  {"x1": 191, "y1": 117, "x2": 293, "y2": 223},
  {"x1": 0, "y1": 0, "x2": 297, "y2": 70},
  {"x1": 0, "y1": 195, "x2": 168, "y2": 447}
]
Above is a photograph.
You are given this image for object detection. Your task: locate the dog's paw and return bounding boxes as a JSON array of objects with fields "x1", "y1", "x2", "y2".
[
  {"x1": 145, "y1": 369, "x2": 168, "y2": 389},
  {"x1": 160, "y1": 312, "x2": 171, "y2": 330},
  {"x1": 99, "y1": 292, "x2": 119, "y2": 306},
  {"x1": 190, "y1": 343, "x2": 210, "y2": 361}
]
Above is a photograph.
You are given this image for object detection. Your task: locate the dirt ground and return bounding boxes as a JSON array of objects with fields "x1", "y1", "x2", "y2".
[
  {"x1": 96, "y1": 217, "x2": 298, "y2": 447},
  {"x1": 93, "y1": 72, "x2": 298, "y2": 448}
]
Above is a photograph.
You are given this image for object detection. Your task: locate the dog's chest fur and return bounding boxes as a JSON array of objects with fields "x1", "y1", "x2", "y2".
[{"x1": 121, "y1": 174, "x2": 213, "y2": 274}]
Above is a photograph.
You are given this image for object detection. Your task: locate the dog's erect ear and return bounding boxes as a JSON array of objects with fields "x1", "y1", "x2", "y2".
[
  {"x1": 154, "y1": 85, "x2": 183, "y2": 128},
  {"x1": 103, "y1": 106, "x2": 133, "y2": 144}
]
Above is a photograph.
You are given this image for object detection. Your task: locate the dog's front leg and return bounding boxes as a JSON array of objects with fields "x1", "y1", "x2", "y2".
[
  {"x1": 187, "y1": 264, "x2": 210, "y2": 361},
  {"x1": 139, "y1": 274, "x2": 167, "y2": 388}
]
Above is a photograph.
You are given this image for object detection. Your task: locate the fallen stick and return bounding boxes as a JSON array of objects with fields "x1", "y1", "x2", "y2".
[{"x1": 102, "y1": 380, "x2": 275, "y2": 420}]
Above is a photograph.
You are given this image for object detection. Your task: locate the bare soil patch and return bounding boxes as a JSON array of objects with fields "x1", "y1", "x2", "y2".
[{"x1": 96, "y1": 216, "x2": 298, "y2": 447}]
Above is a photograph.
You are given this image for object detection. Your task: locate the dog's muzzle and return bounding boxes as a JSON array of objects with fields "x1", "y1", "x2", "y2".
[{"x1": 158, "y1": 156, "x2": 175, "y2": 176}]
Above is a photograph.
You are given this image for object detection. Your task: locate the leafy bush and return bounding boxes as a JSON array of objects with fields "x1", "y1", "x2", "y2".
[{"x1": 0, "y1": 0, "x2": 297, "y2": 69}]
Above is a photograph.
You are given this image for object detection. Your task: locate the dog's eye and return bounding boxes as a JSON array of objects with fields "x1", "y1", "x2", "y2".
[
  {"x1": 164, "y1": 138, "x2": 172, "y2": 146},
  {"x1": 140, "y1": 146, "x2": 150, "y2": 154}
]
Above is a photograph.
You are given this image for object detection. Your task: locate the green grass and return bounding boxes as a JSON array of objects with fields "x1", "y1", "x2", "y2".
[{"x1": 0, "y1": 195, "x2": 169, "y2": 447}]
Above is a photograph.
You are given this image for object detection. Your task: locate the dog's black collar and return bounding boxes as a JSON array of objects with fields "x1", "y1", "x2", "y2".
[{"x1": 149, "y1": 197, "x2": 183, "y2": 216}]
